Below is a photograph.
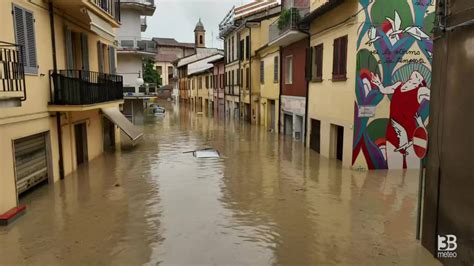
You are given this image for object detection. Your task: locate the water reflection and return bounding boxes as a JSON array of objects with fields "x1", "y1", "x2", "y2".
[{"x1": 0, "y1": 101, "x2": 438, "y2": 265}]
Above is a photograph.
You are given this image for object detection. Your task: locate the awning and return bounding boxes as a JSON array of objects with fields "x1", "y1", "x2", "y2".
[
  {"x1": 101, "y1": 107, "x2": 143, "y2": 141},
  {"x1": 85, "y1": 9, "x2": 115, "y2": 42}
]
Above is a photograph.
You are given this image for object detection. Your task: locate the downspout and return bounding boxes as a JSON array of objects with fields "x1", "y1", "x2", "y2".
[
  {"x1": 278, "y1": 48, "x2": 282, "y2": 134},
  {"x1": 49, "y1": 1, "x2": 64, "y2": 180},
  {"x1": 304, "y1": 37, "x2": 310, "y2": 146}
]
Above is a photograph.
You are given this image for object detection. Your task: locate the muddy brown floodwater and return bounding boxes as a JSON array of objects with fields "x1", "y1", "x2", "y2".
[{"x1": 0, "y1": 101, "x2": 440, "y2": 266}]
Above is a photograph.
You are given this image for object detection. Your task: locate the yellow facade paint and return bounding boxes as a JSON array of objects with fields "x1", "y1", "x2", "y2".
[
  {"x1": 306, "y1": 1, "x2": 360, "y2": 167},
  {"x1": 0, "y1": 0, "x2": 120, "y2": 214}
]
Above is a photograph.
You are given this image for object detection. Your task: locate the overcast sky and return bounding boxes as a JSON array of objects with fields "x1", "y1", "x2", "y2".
[{"x1": 142, "y1": 0, "x2": 253, "y2": 49}]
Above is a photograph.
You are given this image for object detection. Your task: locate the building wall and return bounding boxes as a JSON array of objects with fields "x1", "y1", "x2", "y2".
[
  {"x1": 258, "y1": 46, "x2": 280, "y2": 130},
  {"x1": 213, "y1": 61, "x2": 225, "y2": 117},
  {"x1": 352, "y1": 0, "x2": 434, "y2": 169},
  {"x1": 306, "y1": 1, "x2": 359, "y2": 167},
  {"x1": 0, "y1": 0, "x2": 119, "y2": 214},
  {"x1": 281, "y1": 38, "x2": 308, "y2": 97},
  {"x1": 155, "y1": 62, "x2": 174, "y2": 86},
  {"x1": 117, "y1": 54, "x2": 142, "y2": 89},
  {"x1": 117, "y1": 9, "x2": 141, "y2": 39}
]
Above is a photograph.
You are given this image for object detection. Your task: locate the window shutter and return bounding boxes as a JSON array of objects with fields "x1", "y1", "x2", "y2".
[
  {"x1": 305, "y1": 47, "x2": 312, "y2": 81},
  {"x1": 274, "y1": 56, "x2": 279, "y2": 82},
  {"x1": 64, "y1": 28, "x2": 74, "y2": 70},
  {"x1": 24, "y1": 9, "x2": 37, "y2": 73},
  {"x1": 108, "y1": 46, "x2": 116, "y2": 74},
  {"x1": 13, "y1": 5, "x2": 37, "y2": 74},
  {"x1": 237, "y1": 69, "x2": 240, "y2": 86},
  {"x1": 340, "y1": 36, "x2": 348, "y2": 76},
  {"x1": 97, "y1": 41, "x2": 104, "y2": 73},
  {"x1": 81, "y1": 33, "x2": 89, "y2": 71},
  {"x1": 314, "y1": 44, "x2": 323, "y2": 80},
  {"x1": 260, "y1": 61, "x2": 264, "y2": 84},
  {"x1": 332, "y1": 38, "x2": 339, "y2": 76}
]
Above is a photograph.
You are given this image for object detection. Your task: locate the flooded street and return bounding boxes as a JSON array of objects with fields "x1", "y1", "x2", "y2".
[{"x1": 0, "y1": 102, "x2": 439, "y2": 265}]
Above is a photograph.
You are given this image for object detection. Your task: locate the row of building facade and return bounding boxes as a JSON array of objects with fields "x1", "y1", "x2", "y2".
[
  {"x1": 177, "y1": 0, "x2": 435, "y2": 170},
  {"x1": 0, "y1": 0, "x2": 156, "y2": 220}
]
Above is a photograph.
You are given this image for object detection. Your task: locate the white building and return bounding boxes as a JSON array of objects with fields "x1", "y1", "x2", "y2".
[{"x1": 116, "y1": 0, "x2": 156, "y2": 124}]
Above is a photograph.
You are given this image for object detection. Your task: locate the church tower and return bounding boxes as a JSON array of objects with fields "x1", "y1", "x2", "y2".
[{"x1": 194, "y1": 18, "x2": 206, "y2": 48}]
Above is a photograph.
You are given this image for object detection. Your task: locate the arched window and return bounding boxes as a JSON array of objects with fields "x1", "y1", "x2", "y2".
[{"x1": 200, "y1": 35, "x2": 203, "y2": 45}]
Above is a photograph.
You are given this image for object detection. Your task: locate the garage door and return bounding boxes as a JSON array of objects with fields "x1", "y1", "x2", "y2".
[{"x1": 14, "y1": 132, "x2": 49, "y2": 194}]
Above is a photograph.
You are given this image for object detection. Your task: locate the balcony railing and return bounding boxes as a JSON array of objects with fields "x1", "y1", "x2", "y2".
[
  {"x1": 269, "y1": 7, "x2": 309, "y2": 44},
  {"x1": 50, "y1": 70, "x2": 123, "y2": 105},
  {"x1": 118, "y1": 38, "x2": 157, "y2": 54},
  {"x1": 90, "y1": 0, "x2": 121, "y2": 22},
  {"x1": 0, "y1": 42, "x2": 26, "y2": 100}
]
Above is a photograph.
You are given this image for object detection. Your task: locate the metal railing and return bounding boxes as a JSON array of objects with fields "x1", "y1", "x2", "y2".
[
  {"x1": 269, "y1": 7, "x2": 309, "y2": 43},
  {"x1": 0, "y1": 41, "x2": 26, "y2": 100},
  {"x1": 50, "y1": 70, "x2": 123, "y2": 105},
  {"x1": 90, "y1": 0, "x2": 121, "y2": 22},
  {"x1": 118, "y1": 38, "x2": 157, "y2": 53}
]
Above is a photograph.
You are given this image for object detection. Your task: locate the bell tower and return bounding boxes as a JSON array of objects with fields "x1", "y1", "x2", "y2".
[{"x1": 194, "y1": 18, "x2": 206, "y2": 48}]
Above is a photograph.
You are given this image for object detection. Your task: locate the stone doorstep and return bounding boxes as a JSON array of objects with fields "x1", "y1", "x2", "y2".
[{"x1": 0, "y1": 205, "x2": 27, "y2": 226}]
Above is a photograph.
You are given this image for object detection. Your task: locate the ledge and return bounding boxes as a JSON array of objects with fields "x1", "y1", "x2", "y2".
[{"x1": 48, "y1": 100, "x2": 123, "y2": 112}]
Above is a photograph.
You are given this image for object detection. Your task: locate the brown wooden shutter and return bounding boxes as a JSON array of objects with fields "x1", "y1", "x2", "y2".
[
  {"x1": 315, "y1": 44, "x2": 323, "y2": 80},
  {"x1": 332, "y1": 38, "x2": 339, "y2": 77},
  {"x1": 340, "y1": 36, "x2": 348, "y2": 77}
]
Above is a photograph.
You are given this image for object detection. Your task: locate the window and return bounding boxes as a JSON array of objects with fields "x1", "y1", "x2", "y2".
[
  {"x1": 13, "y1": 5, "x2": 37, "y2": 74},
  {"x1": 168, "y1": 66, "x2": 173, "y2": 80},
  {"x1": 199, "y1": 35, "x2": 203, "y2": 45},
  {"x1": 231, "y1": 36, "x2": 234, "y2": 61},
  {"x1": 246, "y1": 68, "x2": 250, "y2": 89},
  {"x1": 156, "y1": 66, "x2": 162, "y2": 75},
  {"x1": 285, "y1": 56, "x2": 293, "y2": 84},
  {"x1": 240, "y1": 40, "x2": 244, "y2": 60},
  {"x1": 313, "y1": 44, "x2": 323, "y2": 82},
  {"x1": 332, "y1": 36, "x2": 348, "y2": 80},
  {"x1": 237, "y1": 70, "x2": 240, "y2": 86},
  {"x1": 260, "y1": 61, "x2": 264, "y2": 84},
  {"x1": 274, "y1": 56, "x2": 279, "y2": 83},
  {"x1": 245, "y1": 36, "x2": 250, "y2": 59}
]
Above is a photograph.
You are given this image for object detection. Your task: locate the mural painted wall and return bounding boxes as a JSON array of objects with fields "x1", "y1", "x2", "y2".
[{"x1": 353, "y1": 0, "x2": 435, "y2": 169}]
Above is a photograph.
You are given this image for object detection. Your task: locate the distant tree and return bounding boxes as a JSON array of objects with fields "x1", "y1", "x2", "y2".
[{"x1": 143, "y1": 59, "x2": 162, "y2": 86}]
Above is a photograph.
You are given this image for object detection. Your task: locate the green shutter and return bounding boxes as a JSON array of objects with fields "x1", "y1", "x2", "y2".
[
  {"x1": 81, "y1": 33, "x2": 89, "y2": 71},
  {"x1": 108, "y1": 46, "x2": 116, "y2": 74},
  {"x1": 13, "y1": 5, "x2": 37, "y2": 74},
  {"x1": 64, "y1": 27, "x2": 74, "y2": 70},
  {"x1": 305, "y1": 47, "x2": 312, "y2": 81},
  {"x1": 97, "y1": 41, "x2": 104, "y2": 73}
]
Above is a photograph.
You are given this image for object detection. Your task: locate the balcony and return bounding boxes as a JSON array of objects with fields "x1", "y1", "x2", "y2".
[
  {"x1": 121, "y1": 0, "x2": 156, "y2": 16},
  {"x1": 90, "y1": 0, "x2": 121, "y2": 22},
  {"x1": 49, "y1": 70, "x2": 123, "y2": 110},
  {"x1": 0, "y1": 42, "x2": 26, "y2": 108},
  {"x1": 269, "y1": 7, "x2": 309, "y2": 47},
  {"x1": 141, "y1": 16, "x2": 147, "y2": 32},
  {"x1": 118, "y1": 38, "x2": 157, "y2": 56}
]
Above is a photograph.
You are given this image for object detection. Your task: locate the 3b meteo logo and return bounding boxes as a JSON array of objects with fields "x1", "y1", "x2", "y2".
[{"x1": 437, "y1": 234, "x2": 457, "y2": 258}]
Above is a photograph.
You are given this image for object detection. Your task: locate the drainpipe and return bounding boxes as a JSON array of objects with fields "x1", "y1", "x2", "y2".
[
  {"x1": 304, "y1": 37, "x2": 310, "y2": 146},
  {"x1": 49, "y1": 1, "x2": 64, "y2": 180},
  {"x1": 278, "y1": 48, "x2": 282, "y2": 134}
]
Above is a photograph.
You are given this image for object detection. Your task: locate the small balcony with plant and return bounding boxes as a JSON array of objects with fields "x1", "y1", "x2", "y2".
[
  {"x1": 0, "y1": 41, "x2": 26, "y2": 108},
  {"x1": 269, "y1": 7, "x2": 309, "y2": 47}
]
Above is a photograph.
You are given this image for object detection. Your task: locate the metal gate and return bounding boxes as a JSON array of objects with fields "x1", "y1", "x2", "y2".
[{"x1": 14, "y1": 132, "x2": 49, "y2": 194}]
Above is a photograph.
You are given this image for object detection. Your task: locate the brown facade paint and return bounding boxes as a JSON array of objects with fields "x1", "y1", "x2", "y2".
[
  {"x1": 422, "y1": 1, "x2": 474, "y2": 264},
  {"x1": 281, "y1": 38, "x2": 308, "y2": 97}
]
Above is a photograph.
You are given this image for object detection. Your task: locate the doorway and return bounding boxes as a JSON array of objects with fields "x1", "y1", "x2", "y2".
[
  {"x1": 284, "y1": 113, "x2": 293, "y2": 136},
  {"x1": 103, "y1": 117, "x2": 115, "y2": 151},
  {"x1": 310, "y1": 119, "x2": 321, "y2": 153},
  {"x1": 269, "y1": 100, "x2": 276, "y2": 131},
  {"x1": 294, "y1": 115, "x2": 303, "y2": 140},
  {"x1": 74, "y1": 123, "x2": 88, "y2": 166},
  {"x1": 335, "y1": 125, "x2": 344, "y2": 161}
]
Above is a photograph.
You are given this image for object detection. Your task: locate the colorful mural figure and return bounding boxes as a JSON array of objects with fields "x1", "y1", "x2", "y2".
[{"x1": 353, "y1": 0, "x2": 434, "y2": 169}]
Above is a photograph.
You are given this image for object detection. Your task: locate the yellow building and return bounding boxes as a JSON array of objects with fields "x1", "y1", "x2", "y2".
[
  {"x1": 304, "y1": 0, "x2": 434, "y2": 169},
  {"x1": 0, "y1": 0, "x2": 141, "y2": 218},
  {"x1": 255, "y1": 16, "x2": 280, "y2": 131}
]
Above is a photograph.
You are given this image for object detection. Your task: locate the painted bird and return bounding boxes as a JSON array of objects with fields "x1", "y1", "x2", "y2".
[{"x1": 365, "y1": 26, "x2": 381, "y2": 46}]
